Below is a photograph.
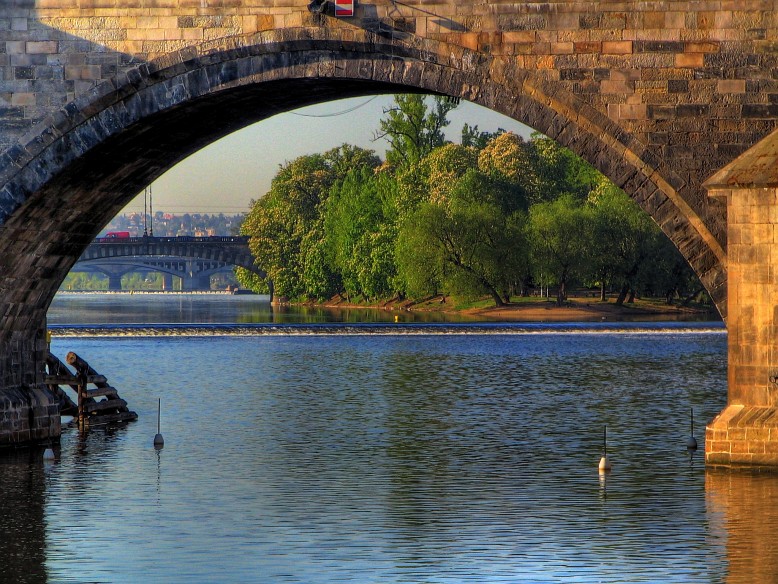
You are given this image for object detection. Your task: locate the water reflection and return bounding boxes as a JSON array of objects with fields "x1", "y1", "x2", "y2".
[
  {"x1": 48, "y1": 292, "x2": 720, "y2": 326},
  {"x1": 48, "y1": 293, "x2": 482, "y2": 325},
  {"x1": 3, "y1": 309, "x2": 745, "y2": 582},
  {"x1": 0, "y1": 450, "x2": 48, "y2": 584},
  {"x1": 706, "y1": 469, "x2": 778, "y2": 583}
]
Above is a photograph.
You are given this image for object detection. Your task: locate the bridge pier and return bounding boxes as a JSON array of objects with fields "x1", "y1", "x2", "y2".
[
  {"x1": 108, "y1": 273, "x2": 123, "y2": 292},
  {"x1": 182, "y1": 263, "x2": 196, "y2": 291},
  {"x1": 180, "y1": 261, "x2": 213, "y2": 291},
  {"x1": 705, "y1": 128, "x2": 778, "y2": 466},
  {"x1": 196, "y1": 273, "x2": 212, "y2": 291},
  {"x1": 162, "y1": 273, "x2": 174, "y2": 291},
  {"x1": 0, "y1": 323, "x2": 60, "y2": 447}
]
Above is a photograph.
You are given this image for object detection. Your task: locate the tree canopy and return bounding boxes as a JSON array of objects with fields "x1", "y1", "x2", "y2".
[{"x1": 238, "y1": 94, "x2": 707, "y2": 309}]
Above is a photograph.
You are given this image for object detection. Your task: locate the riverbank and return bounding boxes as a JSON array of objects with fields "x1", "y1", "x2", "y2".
[{"x1": 309, "y1": 295, "x2": 719, "y2": 322}]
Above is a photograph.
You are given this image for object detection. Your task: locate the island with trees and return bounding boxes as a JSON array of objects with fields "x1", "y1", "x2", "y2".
[{"x1": 236, "y1": 95, "x2": 714, "y2": 319}]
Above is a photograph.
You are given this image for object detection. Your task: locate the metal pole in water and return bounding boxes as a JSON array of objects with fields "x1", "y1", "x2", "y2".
[
  {"x1": 687, "y1": 407, "x2": 698, "y2": 450},
  {"x1": 599, "y1": 425, "x2": 611, "y2": 472},
  {"x1": 153, "y1": 398, "x2": 164, "y2": 448}
]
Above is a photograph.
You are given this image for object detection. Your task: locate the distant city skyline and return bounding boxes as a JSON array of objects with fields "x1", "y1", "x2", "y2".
[{"x1": 119, "y1": 95, "x2": 534, "y2": 216}]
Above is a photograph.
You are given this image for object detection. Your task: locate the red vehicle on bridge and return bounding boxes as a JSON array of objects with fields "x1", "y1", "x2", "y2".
[{"x1": 103, "y1": 231, "x2": 130, "y2": 239}]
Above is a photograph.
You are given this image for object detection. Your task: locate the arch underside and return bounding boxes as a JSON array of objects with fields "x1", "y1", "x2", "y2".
[
  {"x1": 74, "y1": 259, "x2": 237, "y2": 279},
  {"x1": 0, "y1": 27, "x2": 728, "y2": 345},
  {"x1": 75, "y1": 247, "x2": 265, "y2": 279}
]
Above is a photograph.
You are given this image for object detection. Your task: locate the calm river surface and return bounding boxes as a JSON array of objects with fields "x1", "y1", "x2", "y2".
[{"x1": 3, "y1": 294, "x2": 775, "y2": 583}]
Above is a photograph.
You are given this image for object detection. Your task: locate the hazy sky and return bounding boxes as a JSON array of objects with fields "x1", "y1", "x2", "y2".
[{"x1": 121, "y1": 96, "x2": 534, "y2": 216}]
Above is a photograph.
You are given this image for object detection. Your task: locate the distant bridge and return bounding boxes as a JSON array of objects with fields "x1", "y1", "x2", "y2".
[{"x1": 72, "y1": 236, "x2": 266, "y2": 291}]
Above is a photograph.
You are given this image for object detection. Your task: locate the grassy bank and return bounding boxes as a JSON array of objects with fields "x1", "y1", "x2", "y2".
[{"x1": 305, "y1": 293, "x2": 719, "y2": 322}]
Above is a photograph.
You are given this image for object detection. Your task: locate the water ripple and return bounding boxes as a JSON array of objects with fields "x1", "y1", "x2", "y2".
[
  {"x1": 48, "y1": 321, "x2": 726, "y2": 338},
  {"x1": 1, "y1": 328, "x2": 744, "y2": 582}
]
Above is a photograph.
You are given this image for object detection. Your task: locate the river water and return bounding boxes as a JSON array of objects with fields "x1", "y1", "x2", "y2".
[{"x1": 2, "y1": 294, "x2": 775, "y2": 583}]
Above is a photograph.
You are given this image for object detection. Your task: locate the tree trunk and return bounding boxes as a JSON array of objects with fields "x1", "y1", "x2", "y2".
[
  {"x1": 600, "y1": 281, "x2": 606, "y2": 302},
  {"x1": 682, "y1": 287, "x2": 704, "y2": 306},
  {"x1": 490, "y1": 287, "x2": 505, "y2": 307},
  {"x1": 615, "y1": 283, "x2": 629, "y2": 306},
  {"x1": 557, "y1": 279, "x2": 567, "y2": 306}
]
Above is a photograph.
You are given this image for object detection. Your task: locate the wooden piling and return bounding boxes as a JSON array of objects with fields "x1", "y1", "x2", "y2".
[{"x1": 46, "y1": 351, "x2": 138, "y2": 428}]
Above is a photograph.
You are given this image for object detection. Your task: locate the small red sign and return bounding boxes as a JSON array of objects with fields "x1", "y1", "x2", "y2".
[{"x1": 335, "y1": 0, "x2": 354, "y2": 17}]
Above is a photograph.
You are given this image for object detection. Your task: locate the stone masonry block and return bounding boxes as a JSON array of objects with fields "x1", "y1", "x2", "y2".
[{"x1": 676, "y1": 53, "x2": 704, "y2": 67}]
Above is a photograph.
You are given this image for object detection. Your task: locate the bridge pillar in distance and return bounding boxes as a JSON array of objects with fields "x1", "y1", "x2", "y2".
[
  {"x1": 196, "y1": 273, "x2": 212, "y2": 291},
  {"x1": 108, "y1": 273, "x2": 123, "y2": 292},
  {"x1": 182, "y1": 261, "x2": 196, "y2": 291},
  {"x1": 162, "y1": 273, "x2": 174, "y2": 291},
  {"x1": 181, "y1": 261, "x2": 212, "y2": 291},
  {"x1": 705, "y1": 128, "x2": 778, "y2": 466}
]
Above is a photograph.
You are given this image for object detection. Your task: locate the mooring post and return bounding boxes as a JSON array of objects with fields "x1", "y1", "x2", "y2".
[
  {"x1": 77, "y1": 378, "x2": 86, "y2": 431},
  {"x1": 68, "y1": 351, "x2": 89, "y2": 432}
]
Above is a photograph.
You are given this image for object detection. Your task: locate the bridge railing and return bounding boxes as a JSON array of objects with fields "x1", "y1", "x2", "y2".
[{"x1": 93, "y1": 235, "x2": 249, "y2": 244}]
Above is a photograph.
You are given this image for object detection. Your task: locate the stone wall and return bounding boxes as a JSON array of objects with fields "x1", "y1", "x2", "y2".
[
  {"x1": 0, "y1": 386, "x2": 60, "y2": 447},
  {"x1": 1, "y1": 2, "x2": 776, "y2": 198},
  {"x1": 0, "y1": 321, "x2": 59, "y2": 448},
  {"x1": 704, "y1": 128, "x2": 778, "y2": 466},
  {"x1": 1, "y1": 1, "x2": 778, "y2": 446}
]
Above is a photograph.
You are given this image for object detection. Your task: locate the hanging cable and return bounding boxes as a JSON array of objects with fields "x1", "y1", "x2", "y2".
[{"x1": 289, "y1": 96, "x2": 379, "y2": 118}]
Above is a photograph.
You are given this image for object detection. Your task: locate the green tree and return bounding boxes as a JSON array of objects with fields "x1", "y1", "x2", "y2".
[
  {"x1": 635, "y1": 237, "x2": 706, "y2": 305},
  {"x1": 234, "y1": 267, "x2": 270, "y2": 294},
  {"x1": 530, "y1": 133, "x2": 600, "y2": 203},
  {"x1": 398, "y1": 168, "x2": 528, "y2": 306},
  {"x1": 478, "y1": 132, "x2": 541, "y2": 205},
  {"x1": 529, "y1": 194, "x2": 593, "y2": 305},
  {"x1": 588, "y1": 182, "x2": 667, "y2": 305},
  {"x1": 420, "y1": 143, "x2": 479, "y2": 204},
  {"x1": 240, "y1": 146, "x2": 379, "y2": 299},
  {"x1": 60, "y1": 273, "x2": 108, "y2": 291},
  {"x1": 325, "y1": 168, "x2": 399, "y2": 300},
  {"x1": 241, "y1": 199, "x2": 305, "y2": 298},
  {"x1": 374, "y1": 94, "x2": 458, "y2": 168},
  {"x1": 395, "y1": 214, "x2": 444, "y2": 299},
  {"x1": 300, "y1": 219, "x2": 341, "y2": 301},
  {"x1": 324, "y1": 143, "x2": 382, "y2": 177},
  {"x1": 461, "y1": 123, "x2": 504, "y2": 149}
]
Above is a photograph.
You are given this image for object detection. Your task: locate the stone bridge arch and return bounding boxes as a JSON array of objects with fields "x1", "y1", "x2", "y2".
[
  {"x1": 72, "y1": 237, "x2": 266, "y2": 290},
  {"x1": 77, "y1": 237, "x2": 265, "y2": 278},
  {"x1": 0, "y1": 25, "x2": 726, "y2": 392}
]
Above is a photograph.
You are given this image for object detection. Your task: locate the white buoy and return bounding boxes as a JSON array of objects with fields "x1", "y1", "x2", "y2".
[
  {"x1": 686, "y1": 407, "x2": 698, "y2": 450},
  {"x1": 598, "y1": 425, "x2": 612, "y2": 472},
  {"x1": 153, "y1": 397, "x2": 164, "y2": 448},
  {"x1": 43, "y1": 447, "x2": 55, "y2": 461}
]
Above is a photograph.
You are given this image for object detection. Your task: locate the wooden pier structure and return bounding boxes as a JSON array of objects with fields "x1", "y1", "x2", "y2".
[{"x1": 45, "y1": 352, "x2": 137, "y2": 429}]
